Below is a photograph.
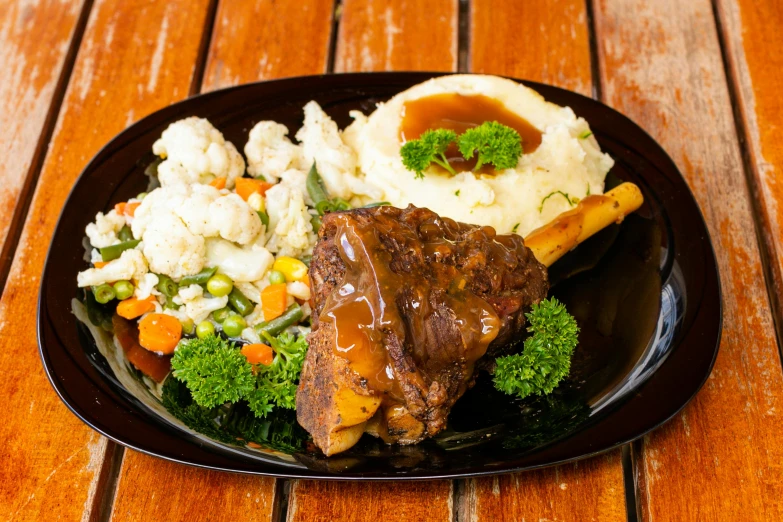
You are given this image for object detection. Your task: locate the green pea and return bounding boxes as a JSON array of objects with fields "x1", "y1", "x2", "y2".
[
  {"x1": 136, "y1": 192, "x2": 148, "y2": 200},
  {"x1": 93, "y1": 284, "x2": 116, "y2": 304},
  {"x1": 222, "y1": 314, "x2": 247, "y2": 337},
  {"x1": 212, "y1": 306, "x2": 231, "y2": 324},
  {"x1": 118, "y1": 226, "x2": 133, "y2": 242},
  {"x1": 196, "y1": 321, "x2": 215, "y2": 339},
  {"x1": 180, "y1": 318, "x2": 194, "y2": 335},
  {"x1": 206, "y1": 274, "x2": 233, "y2": 297},
  {"x1": 268, "y1": 270, "x2": 286, "y2": 285},
  {"x1": 113, "y1": 280, "x2": 135, "y2": 300}
]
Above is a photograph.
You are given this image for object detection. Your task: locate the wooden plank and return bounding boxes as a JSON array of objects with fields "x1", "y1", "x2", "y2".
[
  {"x1": 716, "y1": 0, "x2": 783, "y2": 340},
  {"x1": 111, "y1": 0, "x2": 336, "y2": 519},
  {"x1": 463, "y1": 452, "x2": 626, "y2": 521},
  {"x1": 464, "y1": 1, "x2": 628, "y2": 520},
  {"x1": 287, "y1": 481, "x2": 453, "y2": 522},
  {"x1": 334, "y1": 0, "x2": 458, "y2": 72},
  {"x1": 470, "y1": 0, "x2": 593, "y2": 96},
  {"x1": 594, "y1": 0, "x2": 783, "y2": 520},
  {"x1": 285, "y1": 2, "x2": 460, "y2": 520},
  {"x1": 202, "y1": 0, "x2": 334, "y2": 91},
  {"x1": 111, "y1": 453, "x2": 277, "y2": 521},
  {"x1": 0, "y1": 0, "x2": 212, "y2": 520},
  {"x1": 0, "y1": 0, "x2": 85, "y2": 277}
]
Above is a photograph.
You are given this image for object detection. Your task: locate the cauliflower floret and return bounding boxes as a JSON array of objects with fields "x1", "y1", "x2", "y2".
[
  {"x1": 184, "y1": 295, "x2": 229, "y2": 324},
  {"x1": 134, "y1": 273, "x2": 160, "y2": 300},
  {"x1": 264, "y1": 183, "x2": 316, "y2": 258},
  {"x1": 152, "y1": 117, "x2": 245, "y2": 188},
  {"x1": 77, "y1": 249, "x2": 148, "y2": 287},
  {"x1": 295, "y1": 101, "x2": 357, "y2": 199},
  {"x1": 278, "y1": 168, "x2": 310, "y2": 205},
  {"x1": 176, "y1": 187, "x2": 262, "y2": 245},
  {"x1": 287, "y1": 281, "x2": 310, "y2": 301},
  {"x1": 244, "y1": 121, "x2": 305, "y2": 182},
  {"x1": 131, "y1": 184, "x2": 191, "y2": 239},
  {"x1": 175, "y1": 184, "x2": 221, "y2": 237},
  {"x1": 176, "y1": 283, "x2": 204, "y2": 303},
  {"x1": 244, "y1": 303, "x2": 265, "y2": 327},
  {"x1": 234, "y1": 281, "x2": 262, "y2": 303},
  {"x1": 85, "y1": 209, "x2": 126, "y2": 248},
  {"x1": 205, "y1": 238, "x2": 274, "y2": 282},
  {"x1": 241, "y1": 327, "x2": 262, "y2": 344},
  {"x1": 142, "y1": 213, "x2": 205, "y2": 280},
  {"x1": 209, "y1": 193, "x2": 263, "y2": 245}
]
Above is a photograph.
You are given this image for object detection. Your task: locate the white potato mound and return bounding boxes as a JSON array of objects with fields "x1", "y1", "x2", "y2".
[{"x1": 345, "y1": 74, "x2": 614, "y2": 236}]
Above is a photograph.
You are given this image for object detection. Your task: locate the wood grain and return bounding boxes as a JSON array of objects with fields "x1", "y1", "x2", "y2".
[
  {"x1": 0, "y1": 0, "x2": 212, "y2": 520},
  {"x1": 595, "y1": 0, "x2": 783, "y2": 520},
  {"x1": 464, "y1": 453, "x2": 626, "y2": 521},
  {"x1": 110, "y1": 453, "x2": 277, "y2": 521},
  {"x1": 202, "y1": 0, "x2": 334, "y2": 91},
  {"x1": 112, "y1": 0, "x2": 338, "y2": 518},
  {"x1": 335, "y1": 0, "x2": 458, "y2": 72},
  {"x1": 470, "y1": 0, "x2": 593, "y2": 96},
  {"x1": 716, "y1": 0, "x2": 783, "y2": 339},
  {"x1": 0, "y1": 0, "x2": 85, "y2": 277},
  {"x1": 287, "y1": 481, "x2": 454, "y2": 522},
  {"x1": 464, "y1": 1, "x2": 628, "y2": 520}
]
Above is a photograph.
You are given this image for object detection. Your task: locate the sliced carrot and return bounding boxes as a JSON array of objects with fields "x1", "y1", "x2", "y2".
[
  {"x1": 116, "y1": 295, "x2": 156, "y2": 319},
  {"x1": 235, "y1": 177, "x2": 274, "y2": 201},
  {"x1": 261, "y1": 283, "x2": 287, "y2": 321},
  {"x1": 114, "y1": 202, "x2": 127, "y2": 215},
  {"x1": 93, "y1": 261, "x2": 108, "y2": 268},
  {"x1": 209, "y1": 176, "x2": 227, "y2": 189},
  {"x1": 125, "y1": 201, "x2": 141, "y2": 217},
  {"x1": 138, "y1": 313, "x2": 182, "y2": 354},
  {"x1": 113, "y1": 315, "x2": 171, "y2": 382},
  {"x1": 241, "y1": 343, "x2": 274, "y2": 366}
]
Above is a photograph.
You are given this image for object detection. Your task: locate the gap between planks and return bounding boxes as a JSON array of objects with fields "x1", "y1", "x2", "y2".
[{"x1": 0, "y1": 0, "x2": 95, "y2": 296}]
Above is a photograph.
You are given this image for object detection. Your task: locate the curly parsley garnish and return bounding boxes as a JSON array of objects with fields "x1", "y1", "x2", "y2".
[
  {"x1": 493, "y1": 297, "x2": 580, "y2": 399},
  {"x1": 457, "y1": 121, "x2": 522, "y2": 172},
  {"x1": 400, "y1": 129, "x2": 458, "y2": 179}
]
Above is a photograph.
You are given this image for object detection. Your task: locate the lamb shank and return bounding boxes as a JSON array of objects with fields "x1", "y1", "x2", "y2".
[{"x1": 297, "y1": 204, "x2": 549, "y2": 455}]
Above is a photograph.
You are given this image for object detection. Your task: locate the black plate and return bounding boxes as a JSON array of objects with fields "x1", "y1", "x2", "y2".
[{"x1": 38, "y1": 72, "x2": 722, "y2": 479}]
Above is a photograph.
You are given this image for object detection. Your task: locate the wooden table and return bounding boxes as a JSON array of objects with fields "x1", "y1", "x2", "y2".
[{"x1": 2, "y1": 0, "x2": 782, "y2": 520}]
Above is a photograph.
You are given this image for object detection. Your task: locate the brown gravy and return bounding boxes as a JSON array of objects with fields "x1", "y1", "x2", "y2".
[
  {"x1": 400, "y1": 93, "x2": 543, "y2": 174},
  {"x1": 319, "y1": 210, "x2": 503, "y2": 402}
]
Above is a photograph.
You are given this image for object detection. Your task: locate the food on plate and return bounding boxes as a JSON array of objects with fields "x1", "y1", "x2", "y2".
[{"x1": 74, "y1": 73, "x2": 642, "y2": 456}]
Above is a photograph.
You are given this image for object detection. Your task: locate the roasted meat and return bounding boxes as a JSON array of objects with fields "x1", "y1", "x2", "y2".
[{"x1": 296, "y1": 205, "x2": 548, "y2": 455}]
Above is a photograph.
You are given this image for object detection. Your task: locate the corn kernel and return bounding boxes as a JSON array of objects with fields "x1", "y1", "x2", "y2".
[
  {"x1": 247, "y1": 192, "x2": 265, "y2": 212},
  {"x1": 272, "y1": 256, "x2": 308, "y2": 282}
]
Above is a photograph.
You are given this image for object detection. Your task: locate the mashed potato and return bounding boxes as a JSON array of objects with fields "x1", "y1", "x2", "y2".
[{"x1": 344, "y1": 74, "x2": 614, "y2": 236}]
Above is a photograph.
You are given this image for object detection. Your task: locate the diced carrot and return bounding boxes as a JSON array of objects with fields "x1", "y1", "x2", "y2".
[
  {"x1": 114, "y1": 202, "x2": 127, "y2": 215},
  {"x1": 125, "y1": 201, "x2": 141, "y2": 217},
  {"x1": 116, "y1": 295, "x2": 156, "y2": 319},
  {"x1": 113, "y1": 315, "x2": 171, "y2": 382},
  {"x1": 209, "y1": 176, "x2": 227, "y2": 189},
  {"x1": 241, "y1": 343, "x2": 274, "y2": 366},
  {"x1": 235, "y1": 177, "x2": 274, "y2": 201},
  {"x1": 94, "y1": 261, "x2": 108, "y2": 268},
  {"x1": 138, "y1": 313, "x2": 182, "y2": 354},
  {"x1": 261, "y1": 283, "x2": 287, "y2": 321},
  {"x1": 302, "y1": 273, "x2": 310, "y2": 287}
]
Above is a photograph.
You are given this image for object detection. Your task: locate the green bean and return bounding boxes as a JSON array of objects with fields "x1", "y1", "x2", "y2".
[
  {"x1": 212, "y1": 306, "x2": 231, "y2": 324},
  {"x1": 92, "y1": 284, "x2": 116, "y2": 304},
  {"x1": 300, "y1": 255, "x2": 312, "y2": 267},
  {"x1": 254, "y1": 304, "x2": 303, "y2": 337},
  {"x1": 363, "y1": 201, "x2": 391, "y2": 208},
  {"x1": 257, "y1": 211, "x2": 269, "y2": 227},
  {"x1": 228, "y1": 287, "x2": 254, "y2": 316},
  {"x1": 306, "y1": 162, "x2": 329, "y2": 207},
  {"x1": 99, "y1": 239, "x2": 140, "y2": 262},
  {"x1": 113, "y1": 280, "x2": 134, "y2": 300},
  {"x1": 118, "y1": 225, "x2": 134, "y2": 242},
  {"x1": 136, "y1": 192, "x2": 148, "y2": 200},
  {"x1": 179, "y1": 266, "x2": 218, "y2": 287},
  {"x1": 310, "y1": 214, "x2": 322, "y2": 233},
  {"x1": 156, "y1": 274, "x2": 179, "y2": 297}
]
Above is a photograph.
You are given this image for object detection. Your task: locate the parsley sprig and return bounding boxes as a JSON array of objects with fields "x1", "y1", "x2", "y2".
[
  {"x1": 400, "y1": 129, "x2": 458, "y2": 179},
  {"x1": 493, "y1": 297, "x2": 580, "y2": 399}
]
